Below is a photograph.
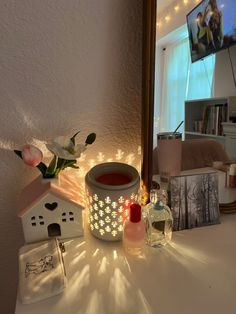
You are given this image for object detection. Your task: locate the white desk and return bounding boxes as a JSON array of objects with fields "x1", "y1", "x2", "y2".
[{"x1": 16, "y1": 213, "x2": 236, "y2": 314}]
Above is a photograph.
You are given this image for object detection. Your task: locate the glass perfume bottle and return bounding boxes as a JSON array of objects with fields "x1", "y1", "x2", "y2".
[
  {"x1": 123, "y1": 203, "x2": 145, "y2": 256},
  {"x1": 145, "y1": 189, "x2": 173, "y2": 247}
]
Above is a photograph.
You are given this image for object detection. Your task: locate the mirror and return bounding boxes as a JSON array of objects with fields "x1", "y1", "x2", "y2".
[{"x1": 142, "y1": 0, "x2": 236, "y2": 197}]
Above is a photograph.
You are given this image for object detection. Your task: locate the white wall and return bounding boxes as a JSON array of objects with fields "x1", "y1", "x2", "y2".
[
  {"x1": 155, "y1": 0, "x2": 236, "y2": 102},
  {"x1": 214, "y1": 45, "x2": 236, "y2": 97},
  {"x1": 0, "y1": 1, "x2": 142, "y2": 313}
]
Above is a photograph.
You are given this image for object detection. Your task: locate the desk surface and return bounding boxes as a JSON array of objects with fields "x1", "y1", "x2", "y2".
[{"x1": 16, "y1": 213, "x2": 236, "y2": 314}]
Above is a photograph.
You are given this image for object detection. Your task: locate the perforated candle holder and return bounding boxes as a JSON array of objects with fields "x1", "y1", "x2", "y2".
[{"x1": 85, "y1": 162, "x2": 140, "y2": 241}]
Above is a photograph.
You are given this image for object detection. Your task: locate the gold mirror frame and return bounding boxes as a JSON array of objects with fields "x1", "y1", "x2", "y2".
[{"x1": 141, "y1": 0, "x2": 156, "y2": 202}]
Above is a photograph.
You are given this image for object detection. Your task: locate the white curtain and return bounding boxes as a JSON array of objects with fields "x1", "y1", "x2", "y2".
[
  {"x1": 157, "y1": 37, "x2": 215, "y2": 134},
  {"x1": 187, "y1": 51, "x2": 215, "y2": 100},
  {"x1": 159, "y1": 38, "x2": 190, "y2": 133}
]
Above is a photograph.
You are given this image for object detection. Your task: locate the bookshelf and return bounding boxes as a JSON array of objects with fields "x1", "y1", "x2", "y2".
[{"x1": 184, "y1": 97, "x2": 236, "y2": 147}]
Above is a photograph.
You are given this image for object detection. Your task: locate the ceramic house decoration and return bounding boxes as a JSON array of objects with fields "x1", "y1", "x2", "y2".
[{"x1": 18, "y1": 176, "x2": 84, "y2": 244}]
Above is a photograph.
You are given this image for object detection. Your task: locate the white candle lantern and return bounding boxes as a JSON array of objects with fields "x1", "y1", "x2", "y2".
[{"x1": 85, "y1": 162, "x2": 140, "y2": 241}]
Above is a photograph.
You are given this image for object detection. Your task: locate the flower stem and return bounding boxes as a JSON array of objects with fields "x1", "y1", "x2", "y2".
[{"x1": 54, "y1": 158, "x2": 66, "y2": 177}]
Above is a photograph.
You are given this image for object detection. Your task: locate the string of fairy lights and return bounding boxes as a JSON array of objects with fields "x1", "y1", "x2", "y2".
[{"x1": 156, "y1": 0, "x2": 202, "y2": 28}]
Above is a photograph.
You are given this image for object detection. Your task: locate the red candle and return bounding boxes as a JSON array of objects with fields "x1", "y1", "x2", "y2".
[{"x1": 96, "y1": 173, "x2": 131, "y2": 186}]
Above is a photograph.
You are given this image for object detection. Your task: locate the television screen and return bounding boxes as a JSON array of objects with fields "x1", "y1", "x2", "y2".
[{"x1": 187, "y1": 0, "x2": 236, "y2": 62}]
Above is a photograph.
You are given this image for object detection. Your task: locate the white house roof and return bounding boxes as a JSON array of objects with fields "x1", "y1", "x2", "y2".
[{"x1": 18, "y1": 174, "x2": 84, "y2": 217}]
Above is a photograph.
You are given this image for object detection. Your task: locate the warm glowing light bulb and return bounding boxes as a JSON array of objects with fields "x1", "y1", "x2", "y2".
[
  {"x1": 183, "y1": 0, "x2": 188, "y2": 4},
  {"x1": 174, "y1": 5, "x2": 180, "y2": 12},
  {"x1": 165, "y1": 15, "x2": 171, "y2": 22}
]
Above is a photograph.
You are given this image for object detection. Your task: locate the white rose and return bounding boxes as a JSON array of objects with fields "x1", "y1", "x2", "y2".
[{"x1": 46, "y1": 136, "x2": 86, "y2": 160}]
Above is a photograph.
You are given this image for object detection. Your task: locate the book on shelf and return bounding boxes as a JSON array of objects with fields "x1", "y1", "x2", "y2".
[{"x1": 201, "y1": 103, "x2": 227, "y2": 136}]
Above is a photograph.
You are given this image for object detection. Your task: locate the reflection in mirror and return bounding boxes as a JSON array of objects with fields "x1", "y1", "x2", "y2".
[
  {"x1": 152, "y1": 0, "x2": 236, "y2": 179},
  {"x1": 154, "y1": 0, "x2": 216, "y2": 145}
]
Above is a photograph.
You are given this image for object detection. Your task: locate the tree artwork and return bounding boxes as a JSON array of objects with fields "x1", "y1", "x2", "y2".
[{"x1": 170, "y1": 172, "x2": 220, "y2": 231}]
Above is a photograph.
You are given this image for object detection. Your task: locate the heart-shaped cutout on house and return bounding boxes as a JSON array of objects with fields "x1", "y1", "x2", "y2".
[{"x1": 45, "y1": 202, "x2": 58, "y2": 211}]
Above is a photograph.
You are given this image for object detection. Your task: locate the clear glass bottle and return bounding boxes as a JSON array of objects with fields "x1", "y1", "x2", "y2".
[
  {"x1": 145, "y1": 189, "x2": 173, "y2": 247},
  {"x1": 123, "y1": 204, "x2": 145, "y2": 256}
]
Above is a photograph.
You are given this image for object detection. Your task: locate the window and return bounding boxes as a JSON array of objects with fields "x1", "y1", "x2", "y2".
[
  {"x1": 156, "y1": 32, "x2": 215, "y2": 134},
  {"x1": 61, "y1": 211, "x2": 74, "y2": 222},
  {"x1": 187, "y1": 47, "x2": 215, "y2": 100},
  {"x1": 31, "y1": 215, "x2": 44, "y2": 226}
]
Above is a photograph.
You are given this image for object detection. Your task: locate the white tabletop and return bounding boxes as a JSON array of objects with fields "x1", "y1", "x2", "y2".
[{"x1": 16, "y1": 213, "x2": 236, "y2": 314}]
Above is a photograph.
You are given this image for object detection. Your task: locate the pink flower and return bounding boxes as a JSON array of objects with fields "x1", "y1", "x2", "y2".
[{"x1": 22, "y1": 145, "x2": 43, "y2": 167}]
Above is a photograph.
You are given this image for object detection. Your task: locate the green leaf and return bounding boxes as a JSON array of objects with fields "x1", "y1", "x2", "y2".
[
  {"x1": 43, "y1": 173, "x2": 57, "y2": 179},
  {"x1": 45, "y1": 155, "x2": 58, "y2": 176},
  {"x1": 70, "y1": 131, "x2": 80, "y2": 145},
  {"x1": 54, "y1": 168, "x2": 61, "y2": 177},
  {"x1": 53, "y1": 158, "x2": 78, "y2": 176},
  {"x1": 65, "y1": 159, "x2": 76, "y2": 166},
  {"x1": 36, "y1": 162, "x2": 48, "y2": 176},
  {"x1": 85, "y1": 133, "x2": 96, "y2": 145},
  {"x1": 52, "y1": 158, "x2": 65, "y2": 177},
  {"x1": 14, "y1": 150, "x2": 23, "y2": 159},
  {"x1": 57, "y1": 158, "x2": 66, "y2": 169},
  {"x1": 62, "y1": 159, "x2": 77, "y2": 169},
  {"x1": 67, "y1": 164, "x2": 79, "y2": 169}
]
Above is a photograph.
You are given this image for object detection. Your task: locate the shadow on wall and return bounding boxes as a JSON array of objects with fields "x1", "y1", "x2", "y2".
[
  {"x1": 97, "y1": 0, "x2": 142, "y2": 136},
  {"x1": 0, "y1": 94, "x2": 75, "y2": 146}
]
